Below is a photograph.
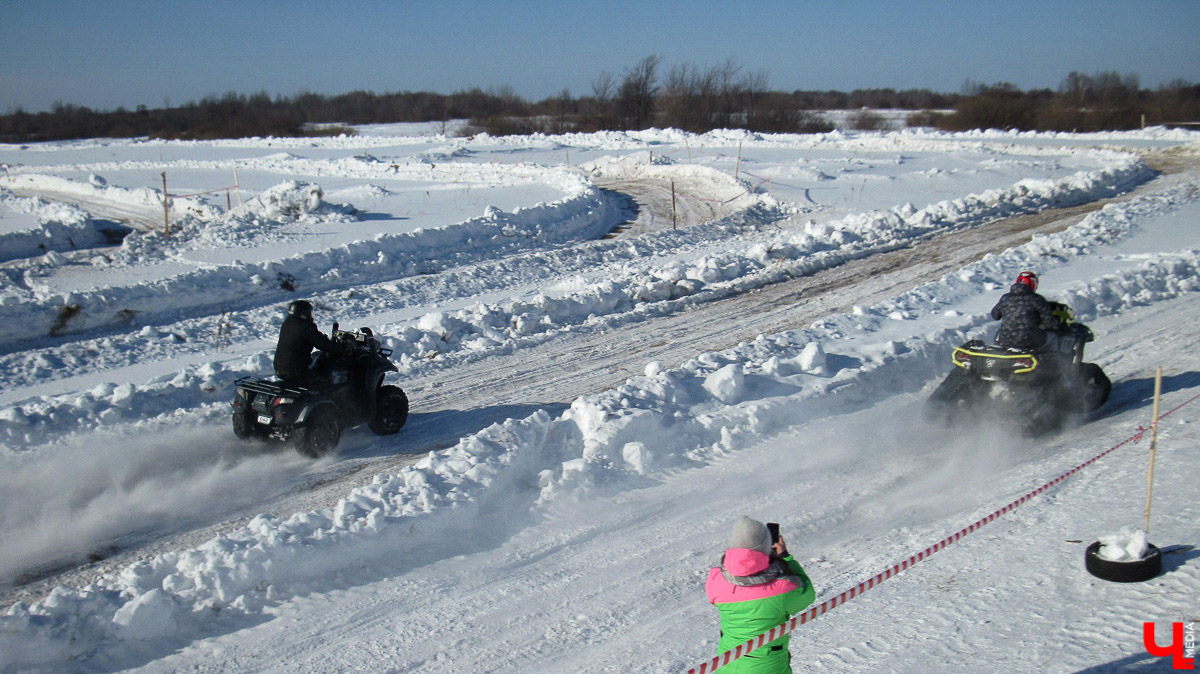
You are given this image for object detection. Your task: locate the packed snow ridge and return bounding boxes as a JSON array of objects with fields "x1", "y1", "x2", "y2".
[
  {"x1": 0, "y1": 155, "x2": 1155, "y2": 450},
  {"x1": 0, "y1": 169, "x2": 627, "y2": 347},
  {"x1": 0, "y1": 191, "x2": 106, "y2": 263}
]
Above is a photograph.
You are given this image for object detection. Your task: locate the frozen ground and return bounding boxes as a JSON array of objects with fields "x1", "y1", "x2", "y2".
[{"x1": 0, "y1": 124, "x2": 1198, "y2": 672}]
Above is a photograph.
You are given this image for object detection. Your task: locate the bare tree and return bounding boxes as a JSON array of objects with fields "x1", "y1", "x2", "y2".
[
  {"x1": 617, "y1": 55, "x2": 662, "y2": 129},
  {"x1": 587, "y1": 71, "x2": 617, "y2": 130}
]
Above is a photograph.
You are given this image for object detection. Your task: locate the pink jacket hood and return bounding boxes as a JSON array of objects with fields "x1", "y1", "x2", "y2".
[{"x1": 722, "y1": 548, "x2": 770, "y2": 576}]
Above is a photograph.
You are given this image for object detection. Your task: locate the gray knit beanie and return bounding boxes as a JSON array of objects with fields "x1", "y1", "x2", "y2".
[{"x1": 729, "y1": 516, "x2": 772, "y2": 554}]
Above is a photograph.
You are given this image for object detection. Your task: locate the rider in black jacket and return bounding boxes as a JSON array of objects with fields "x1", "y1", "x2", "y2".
[
  {"x1": 274, "y1": 300, "x2": 338, "y2": 385},
  {"x1": 990, "y1": 271, "x2": 1065, "y2": 351}
]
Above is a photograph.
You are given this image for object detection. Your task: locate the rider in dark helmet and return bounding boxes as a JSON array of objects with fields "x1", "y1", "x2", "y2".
[
  {"x1": 273, "y1": 300, "x2": 338, "y2": 386},
  {"x1": 990, "y1": 271, "x2": 1065, "y2": 351}
]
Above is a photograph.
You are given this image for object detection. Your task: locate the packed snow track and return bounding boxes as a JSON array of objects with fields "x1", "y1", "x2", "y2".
[{"x1": 1, "y1": 126, "x2": 1198, "y2": 672}]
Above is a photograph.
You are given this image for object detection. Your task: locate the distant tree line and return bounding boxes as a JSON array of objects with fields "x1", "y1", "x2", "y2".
[
  {"x1": 938, "y1": 72, "x2": 1200, "y2": 132},
  {"x1": 2, "y1": 59, "x2": 1197, "y2": 143}
]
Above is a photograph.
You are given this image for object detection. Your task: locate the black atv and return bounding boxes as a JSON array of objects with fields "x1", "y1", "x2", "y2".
[
  {"x1": 231, "y1": 325, "x2": 409, "y2": 457},
  {"x1": 925, "y1": 321, "x2": 1111, "y2": 436}
]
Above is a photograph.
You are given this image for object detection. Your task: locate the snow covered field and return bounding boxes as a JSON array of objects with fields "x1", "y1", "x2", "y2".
[{"x1": 1, "y1": 123, "x2": 1198, "y2": 672}]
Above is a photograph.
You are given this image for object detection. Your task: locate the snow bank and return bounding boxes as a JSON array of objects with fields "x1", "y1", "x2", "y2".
[
  {"x1": 0, "y1": 180, "x2": 625, "y2": 348},
  {"x1": 0, "y1": 191, "x2": 105, "y2": 262},
  {"x1": 275, "y1": 154, "x2": 1152, "y2": 368},
  {"x1": 584, "y1": 153, "x2": 760, "y2": 205},
  {"x1": 3, "y1": 176, "x2": 1198, "y2": 671},
  {"x1": 6, "y1": 123, "x2": 1196, "y2": 159},
  {"x1": 233, "y1": 181, "x2": 348, "y2": 221},
  {"x1": 0, "y1": 160, "x2": 1171, "y2": 450},
  {"x1": 0, "y1": 173, "x2": 219, "y2": 226}
]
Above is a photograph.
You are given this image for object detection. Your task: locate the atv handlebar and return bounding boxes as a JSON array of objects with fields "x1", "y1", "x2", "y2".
[{"x1": 332, "y1": 327, "x2": 392, "y2": 357}]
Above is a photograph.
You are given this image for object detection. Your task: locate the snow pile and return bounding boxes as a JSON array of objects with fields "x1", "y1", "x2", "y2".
[
  {"x1": 232, "y1": 181, "x2": 353, "y2": 222},
  {"x1": 770, "y1": 153, "x2": 1148, "y2": 260},
  {"x1": 0, "y1": 184, "x2": 626, "y2": 347},
  {"x1": 4, "y1": 175, "x2": 1195, "y2": 452},
  {"x1": 3, "y1": 176, "x2": 1198, "y2": 670},
  {"x1": 0, "y1": 173, "x2": 219, "y2": 225},
  {"x1": 0, "y1": 191, "x2": 104, "y2": 263},
  {"x1": 39, "y1": 181, "x2": 356, "y2": 268},
  {"x1": 0, "y1": 201, "x2": 784, "y2": 397},
  {"x1": 583, "y1": 153, "x2": 761, "y2": 206},
  {"x1": 0, "y1": 356, "x2": 254, "y2": 450},
  {"x1": 311, "y1": 156, "x2": 1154, "y2": 364},
  {"x1": 184, "y1": 181, "x2": 359, "y2": 251},
  {"x1": 1096, "y1": 526, "x2": 1150, "y2": 562}
]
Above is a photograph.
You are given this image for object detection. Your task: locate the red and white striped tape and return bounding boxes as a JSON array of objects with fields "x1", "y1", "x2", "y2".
[{"x1": 686, "y1": 390, "x2": 1200, "y2": 674}]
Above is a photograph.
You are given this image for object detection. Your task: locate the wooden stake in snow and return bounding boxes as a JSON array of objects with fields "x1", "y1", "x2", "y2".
[
  {"x1": 735, "y1": 141, "x2": 743, "y2": 180},
  {"x1": 161, "y1": 171, "x2": 170, "y2": 237},
  {"x1": 685, "y1": 137, "x2": 692, "y2": 164},
  {"x1": 671, "y1": 180, "x2": 677, "y2": 230},
  {"x1": 233, "y1": 168, "x2": 243, "y2": 206},
  {"x1": 1144, "y1": 366, "x2": 1163, "y2": 533}
]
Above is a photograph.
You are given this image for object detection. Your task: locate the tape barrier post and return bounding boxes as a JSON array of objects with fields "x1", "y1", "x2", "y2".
[
  {"x1": 686, "y1": 391, "x2": 1200, "y2": 674},
  {"x1": 161, "y1": 171, "x2": 170, "y2": 237}
]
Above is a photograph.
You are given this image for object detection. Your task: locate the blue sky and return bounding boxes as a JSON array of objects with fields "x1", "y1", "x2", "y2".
[{"x1": 2, "y1": 0, "x2": 1197, "y2": 113}]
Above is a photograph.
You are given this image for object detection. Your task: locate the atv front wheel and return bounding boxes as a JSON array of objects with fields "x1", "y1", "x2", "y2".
[
  {"x1": 1079, "y1": 363, "x2": 1111, "y2": 411},
  {"x1": 293, "y1": 408, "x2": 340, "y2": 458},
  {"x1": 369, "y1": 385, "x2": 409, "y2": 436},
  {"x1": 924, "y1": 369, "x2": 978, "y2": 424}
]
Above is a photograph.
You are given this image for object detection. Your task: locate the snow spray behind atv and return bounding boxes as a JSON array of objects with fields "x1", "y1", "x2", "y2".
[
  {"x1": 231, "y1": 325, "x2": 409, "y2": 457},
  {"x1": 925, "y1": 309, "x2": 1111, "y2": 436}
]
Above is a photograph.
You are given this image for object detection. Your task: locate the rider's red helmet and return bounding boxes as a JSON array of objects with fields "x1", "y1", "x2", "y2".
[{"x1": 1015, "y1": 271, "x2": 1038, "y2": 291}]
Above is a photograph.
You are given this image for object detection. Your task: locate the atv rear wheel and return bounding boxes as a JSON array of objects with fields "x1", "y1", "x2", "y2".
[
  {"x1": 232, "y1": 410, "x2": 256, "y2": 440},
  {"x1": 368, "y1": 385, "x2": 409, "y2": 436},
  {"x1": 1079, "y1": 363, "x2": 1111, "y2": 411},
  {"x1": 293, "y1": 408, "x2": 340, "y2": 458}
]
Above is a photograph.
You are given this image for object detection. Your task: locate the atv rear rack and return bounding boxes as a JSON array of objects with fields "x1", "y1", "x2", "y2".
[{"x1": 233, "y1": 376, "x2": 309, "y2": 397}]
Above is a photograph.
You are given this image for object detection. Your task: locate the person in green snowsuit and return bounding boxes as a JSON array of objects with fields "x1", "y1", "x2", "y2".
[{"x1": 705, "y1": 516, "x2": 816, "y2": 673}]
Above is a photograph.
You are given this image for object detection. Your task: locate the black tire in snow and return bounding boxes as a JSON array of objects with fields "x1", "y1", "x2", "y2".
[
  {"x1": 1079, "y1": 362, "x2": 1111, "y2": 411},
  {"x1": 293, "y1": 408, "x2": 340, "y2": 458},
  {"x1": 368, "y1": 385, "x2": 409, "y2": 436},
  {"x1": 924, "y1": 368, "x2": 978, "y2": 424},
  {"x1": 232, "y1": 411, "x2": 256, "y2": 440},
  {"x1": 1085, "y1": 541, "x2": 1162, "y2": 583}
]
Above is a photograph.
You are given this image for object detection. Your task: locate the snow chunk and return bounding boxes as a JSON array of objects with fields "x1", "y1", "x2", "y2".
[
  {"x1": 1097, "y1": 526, "x2": 1150, "y2": 562},
  {"x1": 622, "y1": 442, "x2": 652, "y2": 475},
  {"x1": 703, "y1": 364, "x2": 746, "y2": 404},
  {"x1": 797, "y1": 342, "x2": 828, "y2": 375},
  {"x1": 240, "y1": 181, "x2": 341, "y2": 221},
  {"x1": 112, "y1": 589, "x2": 177, "y2": 640}
]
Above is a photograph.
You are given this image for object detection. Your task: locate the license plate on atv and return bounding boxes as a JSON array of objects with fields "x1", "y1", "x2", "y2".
[{"x1": 257, "y1": 414, "x2": 272, "y2": 425}]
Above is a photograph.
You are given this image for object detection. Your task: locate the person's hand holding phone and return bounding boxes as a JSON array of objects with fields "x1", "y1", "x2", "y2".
[{"x1": 767, "y1": 522, "x2": 787, "y2": 556}]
